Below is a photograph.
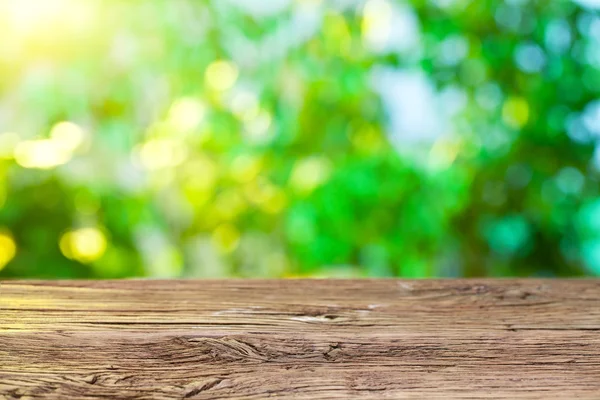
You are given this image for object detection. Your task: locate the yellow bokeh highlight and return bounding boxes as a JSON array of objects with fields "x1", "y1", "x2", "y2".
[
  {"x1": 324, "y1": 13, "x2": 352, "y2": 56},
  {"x1": 264, "y1": 251, "x2": 289, "y2": 276},
  {"x1": 261, "y1": 188, "x2": 287, "y2": 214},
  {"x1": 182, "y1": 156, "x2": 218, "y2": 209},
  {"x1": 59, "y1": 227, "x2": 107, "y2": 264},
  {"x1": 167, "y1": 97, "x2": 205, "y2": 132},
  {"x1": 215, "y1": 190, "x2": 247, "y2": 220},
  {"x1": 0, "y1": 132, "x2": 20, "y2": 159},
  {"x1": 14, "y1": 139, "x2": 71, "y2": 169},
  {"x1": 4, "y1": 0, "x2": 74, "y2": 32},
  {"x1": 212, "y1": 224, "x2": 241, "y2": 254},
  {"x1": 230, "y1": 154, "x2": 262, "y2": 183},
  {"x1": 328, "y1": 15, "x2": 351, "y2": 43},
  {"x1": 0, "y1": 232, "x2": 17, "y2": 272},
  {"x1": 429, "y1": 138, "x2": 461, "y2": 170},
  {"x1": 244, "y1": 179, "x2": 288, "y2": 214},
  {"x1": 12, "y1": 121, "x2": 85, "y2": 169},
  {"x1": 289, "y1": 156, "x2": 332, "y2": 194},
  {"x1": 49, "y1": 121, "x2": 85, "y2": 152},
  {"x1": 205, "y1": 60, "x2": 239, "y2": 92},
  {"x1": 134, "y1": 138, "x2": 187, "y2": 170},
  {"x1": 362, "y1": 0, "x2": 393, "y2": 50},
  {"x1": 502, "y1": 97, "x2": 530, "y2": 129},
  {"x1": 349, "y1": 125, "x2": 384, "y2": 153},
  {"x1": 183, "y1": 156, "x2": 218, "y2": 191}
]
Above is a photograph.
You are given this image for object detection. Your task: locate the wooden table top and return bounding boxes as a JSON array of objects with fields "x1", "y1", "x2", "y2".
[{"x1": 1, "y1": 279, "x2": 599, "y2": 399}]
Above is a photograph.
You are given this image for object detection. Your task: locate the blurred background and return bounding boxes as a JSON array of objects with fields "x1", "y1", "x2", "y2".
[{"x1": 1, "y1": 0, "x2": 600, "y2": 279}]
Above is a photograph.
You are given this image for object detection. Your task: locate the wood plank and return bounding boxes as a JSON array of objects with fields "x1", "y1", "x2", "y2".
[{"x1": 1, "y1": 279, "x2": 599, "y2": 399}]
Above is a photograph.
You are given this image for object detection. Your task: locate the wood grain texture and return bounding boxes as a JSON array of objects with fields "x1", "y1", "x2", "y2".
[{"x1": 1, "y1": 279, "x2": 600, "y2": 399}]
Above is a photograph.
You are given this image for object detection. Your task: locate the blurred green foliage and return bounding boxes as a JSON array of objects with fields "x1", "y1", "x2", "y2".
[{"x1": 0, "y1": 0, "x2": 599, "y2": 278}]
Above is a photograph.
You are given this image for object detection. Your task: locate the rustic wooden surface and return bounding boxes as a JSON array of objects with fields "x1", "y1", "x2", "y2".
[{"x1": 1, "y1": 280, "x2": 600, "y2": 399}]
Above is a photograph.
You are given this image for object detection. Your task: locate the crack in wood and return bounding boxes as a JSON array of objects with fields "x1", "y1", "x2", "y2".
[{"x1": 184, "y1": 378, "x2": 224, "y2": 398}]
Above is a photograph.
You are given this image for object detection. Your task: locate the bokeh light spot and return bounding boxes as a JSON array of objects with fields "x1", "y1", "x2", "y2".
[
  {"x1": 59, "y1": 227, "x2": 107, "y2": 264},
  {"x1": 230, "y1": 154, "x2": 262, "y2": 183},
  {"x1": 502, "y1": 97, "x2": 530, "y2": 129},
  {"x1": 215, "y1": 190, "x2": 247, "y2": 220},
  {"x1": 49, "y1": 121, "x2": 86, "y2": 153},
  {"x1": 14, "y1": 139, "x2": 71, "y2": 169},
  {"x1": 261, "y1": 187, "x2": 287, "y2": 214},
  {"x1": 289, "y1": 156, "x2": 332, "y2": 194},
  {"x1": 230, "y1": 90, "x2": 260, "y2": 121},
  {"x1": 205, "y1": 60, "x2": 239, "y2": 91},
  {"x1": 428, "y1": 138, "x2": 461, "y2": 170},
  {"x1": 167, "y1": 97, "x2": 205, "y2": 132},
  {"x1": 0, "y1": 232, "x2": 17, "y2": 272},
  {"x1": 212, "y1": 224, "x2": 241, "y2": 253},
  {"x1": 183, "y1": 156, "x2": 218, "y2": 192},
  {"x1": 362, "y1": 0, "x2": 393, "y2": 51},
  {"x1": 0, "y1": 132, "x2": 20, "y2": 159},
  {"x1": 134, "y1": 138, "x2": 187, "y2": 170},
  {"x1": 243, "y1": 110, "x2": 274, "y2": 145},
  {"x1": 514, "y1": 42, "x2": 547, "y2": 73}
]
